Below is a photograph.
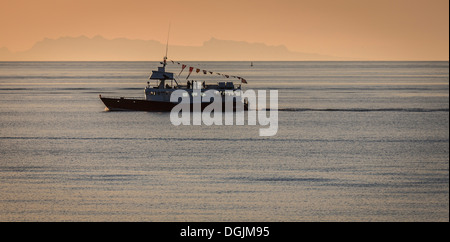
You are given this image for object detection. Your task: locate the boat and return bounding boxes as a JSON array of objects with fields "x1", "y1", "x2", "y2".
[{"x1": 99, "y1": 58, "x2": 248, "y2": 112}]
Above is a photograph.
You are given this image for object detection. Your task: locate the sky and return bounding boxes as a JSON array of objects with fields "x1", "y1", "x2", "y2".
[{"x1": 0, "y1": 0, "x2": 448, "y2": 60}]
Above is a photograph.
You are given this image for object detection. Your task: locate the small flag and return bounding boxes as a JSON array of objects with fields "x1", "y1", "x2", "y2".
[
  {"x1": 186, "y1": 67, "x2": 194, "y2": 79},
  {"x1": 179, "y1": 64, "x2": 187, "y2": 75}
]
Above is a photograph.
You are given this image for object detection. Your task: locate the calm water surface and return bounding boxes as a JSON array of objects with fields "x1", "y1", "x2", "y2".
[{"x1": 0, "y1": 61, "x2": 448, "y2": 221}]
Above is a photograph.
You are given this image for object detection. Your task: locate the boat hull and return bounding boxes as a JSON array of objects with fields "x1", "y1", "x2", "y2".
[{"x1": 100, "y1": 97, "x2": 248, "y2": 112}]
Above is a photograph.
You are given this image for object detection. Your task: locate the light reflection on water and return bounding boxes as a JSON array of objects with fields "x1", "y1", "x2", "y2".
[{"x1": 0, "y1": 61, "x2": 448, "y2": 221}]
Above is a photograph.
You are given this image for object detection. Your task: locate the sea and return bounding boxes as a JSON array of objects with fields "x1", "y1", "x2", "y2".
[{"x1": 0, "y1": 61, "x2": 448, "y2": 222}]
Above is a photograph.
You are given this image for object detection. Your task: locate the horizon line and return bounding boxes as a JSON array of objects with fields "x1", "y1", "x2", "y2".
[{"x1": 0, "y1": 60, "x2": 448, "y2": 62}]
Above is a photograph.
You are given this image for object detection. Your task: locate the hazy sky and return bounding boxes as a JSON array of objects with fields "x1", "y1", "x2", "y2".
[{"x1": 0, "y1": 0, "x2": 448, "y2": 60}]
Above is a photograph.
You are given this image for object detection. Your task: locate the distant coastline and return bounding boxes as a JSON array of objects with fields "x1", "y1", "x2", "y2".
[
  {"x1": 2, "y1": 36, "x2": 447, "y2": 62},
  {"x1": 0, "y1": 36, "x2": 346, "y2": 62}
]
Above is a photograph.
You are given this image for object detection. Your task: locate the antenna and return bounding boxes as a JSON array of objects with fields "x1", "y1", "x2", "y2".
[{"x1": 164, "y1": 22, "x2": 171, "y2": 66}]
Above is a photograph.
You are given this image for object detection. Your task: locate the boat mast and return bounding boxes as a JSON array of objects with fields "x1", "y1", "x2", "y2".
[{"x1": 163, "y1": 23, "x2": 171, "y2": 68}]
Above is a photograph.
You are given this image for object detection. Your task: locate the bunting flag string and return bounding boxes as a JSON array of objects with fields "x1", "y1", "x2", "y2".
[{"x1": 168, "y1": 59, "x2": 248, "y2": 84}]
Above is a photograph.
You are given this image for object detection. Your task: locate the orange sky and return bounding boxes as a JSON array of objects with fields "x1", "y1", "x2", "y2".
[{"x1": 0, "y1": 0, "x2": 448, "y2": 60}]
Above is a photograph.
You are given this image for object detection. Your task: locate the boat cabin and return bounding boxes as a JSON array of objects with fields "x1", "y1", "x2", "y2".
[{"x1": 144, "y1": 64, "x2": 242, "y2": 102}]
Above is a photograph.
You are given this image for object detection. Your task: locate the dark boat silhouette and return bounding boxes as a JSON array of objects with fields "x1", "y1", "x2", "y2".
[{"x1": 100, "y1": 58, "x2": 248, "y2": 112}]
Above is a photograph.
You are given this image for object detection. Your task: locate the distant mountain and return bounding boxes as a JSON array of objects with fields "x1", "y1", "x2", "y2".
[{"x1": 0, "y1": 36, "x2": 341, "y2": 61}]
